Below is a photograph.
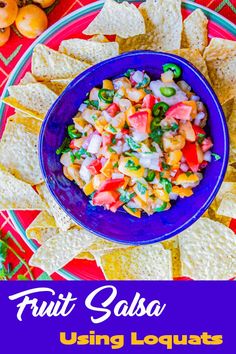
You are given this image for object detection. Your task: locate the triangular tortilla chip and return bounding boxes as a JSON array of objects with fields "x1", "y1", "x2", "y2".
[
  {"x1": 0, "y1": 120, "x2": 43, "y2": 185},
  {"x1": 203, "y1": 38, "x2": 236, "y2": 103},
  {"x1": 4, "y1": 83, "x2": 58, "y2": 118},
  {"x1": 32, "y1": 44, "x2": 89, "y2": 80},
  {"x1": 225, "y1": 164, "x2": 236, "y2": 182},
  {"x1": 99, "y1": 244, "x2": 172, "y2": 280},
  {"x1": 217, "y1": 192, "x2": 236, "y2": 219},
  {"x1": 9, "y1": 114, "x2": 42, "y2": 135},
  {"x1": 0, "y1": 165, "x2": 45, "y2": 210},
  {"x1": 26, "y1": 211, "x2": 58, "y2": 243},
  {"x1": 162, "y1": 237, "x2": 181, "y2": 278},
  {"x1": 182, "y1": 9, "x2": 208, "y2": 53},
  {"x1": 89, "y1": 34, "x2": 109, "y2": 43},
  {"x1": 36, "y1": 183, "x2": 76, "y2": 231},
  {"x1": 19, "y1": 71, "x2": 37, "y2": 85},
  {"x1": 117, "y1": 0, "x2": 182, "y2": 52},
  {"x1": 43, "y1": 78, "x2": 74, "y2": 95},
  {"x1": 179, "y1": 218, "x2": 236, "y2": 280},
  {"x1": 2, "y1": 96, "x2": 44, "y2": 120},
  {"x1": 59, "y1": 38, "x2": 119, "y2": 65},
  {"x1": 29, "y1": 228, "x2": 95, "y2": 275},
  {"x1": 83, "y1": 0, "x2": 145, "y2": 39},
  {"x1": 168, "y1": 48, "x2": 211, "y2": 82}
]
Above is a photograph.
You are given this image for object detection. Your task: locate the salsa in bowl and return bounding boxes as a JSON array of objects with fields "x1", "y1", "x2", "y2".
[
  {"x1": 39, "y1": 51, "x2": 228, "y2": 244},
  {"x1": 57, "y1": 65, "x2": 214, "y2": 217}
]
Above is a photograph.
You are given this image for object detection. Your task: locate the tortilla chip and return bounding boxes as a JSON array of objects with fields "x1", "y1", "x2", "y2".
[
  {"x1": 4, "y1": 83, "x2": 58, "y2": 119},
  {"x1": 217, "y1": 192, "x2": 236, "y2": 219},
  {"x1": 19, "y1": 72, "x2": 37, "y2": 85},
  {"x1": 179, "y1": 217, "x2": 236, "y2": 280},
  {"x1": 169, "y1": 48, "x2": 211, "y2": 82},
  {"x1": 0, "y1": 164, "x2": 45, "y2": 210},
  {"x1": 29, "y1": 228, "x2": 95, "y2": 275},
  {"x1": 26, "y1": 211, "x2": 58, "y2": 243},
  {"x1": 222, "y1": 96, "x2": 234, "y2": 120},
  {"x1": 99, "y1": 244, "x2": 172, "y2": 280},
  {"x1": 182, "y1": 9, "x2": 208, "y2": 53},
  {"x1": 0, "y1": 120, "x2": 42, "y2": 185},
  {"x1": 43, "y1": 78, "x2": 74, "y2": 95},
  {"x1": 117, "y1": 0, "x2": 182, "y2": 52},
  {"x1": 36, "y1": 183, "x2": 76, "y2": 231},
  {"x1": 32, "y1": 44, "x2": 90, "y2": 81},
  {"x1": 59, "y1": 38, "x2": 119, "y2": 65},
  {"x1": 225, "y1": 164, "x2": 236, "y2": 181},
  {"x1": 203, "y1": 38, "x2": 236, "y2": 103},
  {"x1": 75, "y1": 252, "x2": 95, "y2": 260},
  {"x1": 9, "y1": 114, "x2": 42, "y2": 135},
  {"x1": 162, "y1": 237, "x2": 181, "y2": 278},
  {"x1": 83, "y1": 0, "x2": 145, "y2": 39},
  {"x1": 89, "y1": 34, "x2": 109, "y2": 43},
  {"x1": 2, "y1": 96, "x2": 44, "y2": 120}
]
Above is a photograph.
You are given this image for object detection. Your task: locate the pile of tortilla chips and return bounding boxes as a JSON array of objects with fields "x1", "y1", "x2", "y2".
[{"x1": 1, "y1": 0, "x2": 236, "y2": 280}]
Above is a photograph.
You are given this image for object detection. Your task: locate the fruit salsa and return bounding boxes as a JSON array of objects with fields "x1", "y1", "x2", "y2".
[{"x1": 57, "y1": 63, "x2": 214, "y2": 218}]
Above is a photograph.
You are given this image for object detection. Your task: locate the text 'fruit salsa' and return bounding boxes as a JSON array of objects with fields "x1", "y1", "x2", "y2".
[{"x1": 57, "y1": 63, "x2": 215, "y2": 218}]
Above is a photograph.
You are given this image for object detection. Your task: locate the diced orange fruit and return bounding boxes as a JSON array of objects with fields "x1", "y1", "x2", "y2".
[
  {"x1": 126, "y1": 88, "x2": 146, "y2": 103},
  {"x1": 118, "y1": 156, "x2": 144, "y2": 178},
  {"x1": 175, "y1": 173, "x2": 199, "y2": 185},
  {"x1": 182, "y1": 101, "x2": 197, "y2": 118},
  {"x1": 172, "y1": 186, "x2": 193, "y2": 197},
  {"x1": 92, "y1": 174, "x2": 106, "y2": 190},
  {"x1": 153, "y1": 188, "x2": 170, "y2": 202},
  {"x1": 83, "y1": 181, "x2": 95, "y2": 196},
  {"x1": 163, "y1": 135, "x2": 185, "y2": 152},
  {"x1": 123, "y1": 205, "x2": 141, "y2": 218},
  {"x1": 166, "y1": 150, "x2": 182, "y2": 165},
  {"x1": 103, "y1": 80, "x2": 114, "y2": 90}
]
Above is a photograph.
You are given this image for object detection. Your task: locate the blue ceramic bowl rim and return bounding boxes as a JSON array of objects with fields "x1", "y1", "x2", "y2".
[{"x1": 39, "y1": 50, "x2": 229, "y2": 245}]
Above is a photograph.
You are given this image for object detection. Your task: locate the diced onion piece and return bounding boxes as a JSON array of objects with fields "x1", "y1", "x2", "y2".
[
  {"x1": 191, "y1": 95, "x2": 200, "y2": 101},
  {"x1": 79, "y1": 157, "x2": 94, "y2": 183},
  {"x1": 161, "y1": 70, "x2": 174, "y2": 83},
  {"x1": 78, "y1": 103, "x2": 87, "y2": 112},
  {"x1": 132, "y1": 131, "x2": 149, "y2": 142},
  {"x1": 131, "y1": 70, "x2": 144, "y2": 84},
  {"x1": 112, "y1": 173, "x2": 124, "y2": 179},
  {"x1": 87, "y1": 134, "x2": 102, "y2": 154},
  {"x1": 169, "y1": 192, "x2": 178, "y2": 200},
  {"x1": 126, "y1": 201, "x2": 140, "y2": 209},
  {"x1": 180, "y1": 163, "x2": 189, "y2": 172},
  {"x1": 112, "y1": 145, "x2": 123, "y2": 154},
  {"x1": 118, "y1": 98, "x2": 131, "y2": 112},
  {"x1": 194, "y1": 112, "x2": 205, "y2": 126},
  {"x1": 60, "y1": 152, "x2": 72, "y2": 167},
  {"x1": 204, "y1": 150, "x2": 212, "y2": 162},
  {"x1": 122, "y1": 142, "x2": 130, "y2": 152},
  {"x1": 102, "y1": 110, "x2": 112, "y2": 123},
  {"x1": 113, "y1": 77, "x2": 131, "y2": 90},
  {"x1": 177, "y1": 80, "x2": 191, "y2": 92}
]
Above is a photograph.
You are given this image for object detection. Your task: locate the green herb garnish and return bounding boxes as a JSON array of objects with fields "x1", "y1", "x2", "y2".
[
  {"x1": 108, "y1": 124, "x2": 117, "y2": 133},
  {"x1": 118, "y1": 189, "x2": 135, "y2": 203},
  {"x1": 162, "y1": 162, "x2": 170, "y2": 170},
  {"x1": 137, "y1": 181, "x2": 148, "y2": 195},
  {"x1": 160, "y1": 177, "x2": 172, "y2": 193},
  {"x1": 56, "y1": 137, "x2": 71, "y2": 155},
  {"x1": 84, "y1": 99, "x2": 99, "y2": 109},
  {"x1": 126, "y1": 136, "x2": 141, "y2": 151},
  {"x1": 125, "y1": 159, "x2": 141, "y2": 171},
  {"x1": 211, "y1": 153, "x2": 221, "y2": 161}
]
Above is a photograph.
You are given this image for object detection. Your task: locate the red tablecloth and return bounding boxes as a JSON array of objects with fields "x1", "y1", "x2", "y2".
[{"x1": 0, "y1": 0, "x2": 235, "y2": 280}]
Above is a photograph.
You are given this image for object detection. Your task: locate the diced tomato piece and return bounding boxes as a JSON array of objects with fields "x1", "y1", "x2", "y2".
[
  {"x1": 121, "y1": 128, "x2": 129, "y2": 135},
  {"x1": 102, "y1": 133, "x2": 112, "y2": 148},
  {"x1": 192, "y1": 125, "x2": 206, "y2": 141},
  {"x1": 87, "y1": 159, "x2": 102, "y2": 175},
  {"x1": 106, "y1": 103, "x2": 120, "y2": 117},
  {"x1": 182, "y1": 142, "x2": 200, "y2": 172},
  {"x1": 166, "y1": 102, "x2": 193, "y2": 121},
  {"x1": 98, "y1": 178, "x2": 124, "y2": 192},
  {"x1": 201, "y1": 137, "x2": 213, "y2": 152},
  {"x1": 69, "y1": 139, "x2": 77, "y2": 149},
  {"x1": 199, "y1": 161, "x2": 208, "y2": 169},
  {"x1": 109, "y1": 200, "x2": 124, "y2": 212},
  {"x1": 93, "y1": 191, "x2": 119, "y2": 207},
  {"x1": 142, "y1": 94, "x2": 156, "y2": 109},
  {"x1": 128, "y1": 110, "x2": 148, "y2": 133}
]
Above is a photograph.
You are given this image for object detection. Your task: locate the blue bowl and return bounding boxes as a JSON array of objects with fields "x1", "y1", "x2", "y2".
[{"x1": 39, "y1": 51, "x2": 229, "y2": 245}]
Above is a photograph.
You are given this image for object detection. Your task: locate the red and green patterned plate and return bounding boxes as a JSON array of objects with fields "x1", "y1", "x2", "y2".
[{"x1": 0, "y1": 0, "x2": 235, "y2": 280}]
